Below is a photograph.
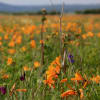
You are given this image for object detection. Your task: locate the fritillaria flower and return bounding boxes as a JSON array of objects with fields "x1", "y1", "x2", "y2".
[
  {"x1": 68, "y1": 53, "x2": 74, "y2": 63},
  {"x1": 0, "y1": 86, "x2": 6, "y2": 95},
  {"x1": 20, "y1": 72, "x2": 25, "y2": 81}
]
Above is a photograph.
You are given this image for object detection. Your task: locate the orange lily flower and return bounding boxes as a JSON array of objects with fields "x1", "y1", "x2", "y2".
[
  {"x1": 30, "y1": 40, "x2": 36, "y2": 48},
  {"x1": 2, "y1": 74, "x2": 9, "y2": 79},
  {"x1": 8, "y1": 49, "x2": 16, "y2": 55},
  {"x1": 91, "y1": 75, "x2": 100, "y2": 84},
  {"x1": 60, "y1": 78, "x2": 67, "y2": 83},
  {"x1": 61, "y1": 90, "x2": 77, "y2": 98},
  {"x1": 79, "y1": 89, "x2": 84, "y2": 99},
  {"x1": 7, "y1": 57, "x2": 13, "y2": 65},
  {"x1": 34, "y1": 61, "x2": 40, "y2": 68},
  {"x1": 71, "y1": 72, "x2": 84, "y2": 81},
  {"x1": 23, "y1": 66, "x2": 31, "y2": 71},
  {"x1": 16, "y1": 89, "x2": 27, "y2": 92}
]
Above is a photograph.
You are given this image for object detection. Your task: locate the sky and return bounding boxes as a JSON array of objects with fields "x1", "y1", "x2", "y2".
[{"x1": 0, "y1": 0, "x2": 100, "y2": 5}]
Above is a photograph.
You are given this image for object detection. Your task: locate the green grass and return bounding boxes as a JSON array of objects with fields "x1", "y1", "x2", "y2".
[{"x1": 0, "y1": 15, "x2": 100, "y2": 100}]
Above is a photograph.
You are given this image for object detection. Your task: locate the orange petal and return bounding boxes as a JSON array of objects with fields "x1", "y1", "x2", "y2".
[
  {"x1": 61, "y1": 90, "x2": 77, "y2": 98},
  {"x1": 10, "y1": 83, "x2": 16, "y2": 96},
  {"x1": 71, "y1": 72, "x2": 83, "y2": 81},
  {"x1": 60, "y1": 78, "x2": 67, "y2": 83},
  {"x1": 16, "y1": 89, "x2": 27, "y2": 92},
  {"x1": 79, "y1": 89, "x2": 84, "y2": 99}
]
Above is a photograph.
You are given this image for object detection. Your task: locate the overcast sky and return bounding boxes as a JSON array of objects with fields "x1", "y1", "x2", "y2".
[{"x1": 0, "y1": 0, "x2": 100, "y2": 5}]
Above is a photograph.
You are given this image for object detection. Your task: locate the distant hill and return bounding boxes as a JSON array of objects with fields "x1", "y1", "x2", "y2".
[
  {"x1": 76, "y1": 9, "x2": 100, "y2": 14},
  {"x1": 0, "y1": 2, "x2": 100, "y2": 13}
]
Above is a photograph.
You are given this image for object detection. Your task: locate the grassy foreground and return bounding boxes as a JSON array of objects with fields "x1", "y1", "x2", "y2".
[{"x1": 0, "y1": 14, "x2": 100, "y2": 100}]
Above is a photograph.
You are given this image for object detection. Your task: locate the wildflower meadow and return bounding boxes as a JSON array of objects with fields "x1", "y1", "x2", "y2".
[{"x1": 0, "y1": 14, "x2": 100, "y2": 100}]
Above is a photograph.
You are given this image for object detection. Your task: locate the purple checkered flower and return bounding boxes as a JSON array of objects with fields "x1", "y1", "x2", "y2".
[
  {"x1": 68, "y1": 53, "x2": 75, "y2": 64},
  {"x1": 0, "y1": 86, "x2": 6, "y2": 95},
  {"x1": 20, "y1": 72, "x2": 25, "y2": 81}
]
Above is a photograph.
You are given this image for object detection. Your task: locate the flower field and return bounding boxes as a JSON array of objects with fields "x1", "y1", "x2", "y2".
[{"x1": 0, "y1": 14, "x2": 100, "y2": 100}]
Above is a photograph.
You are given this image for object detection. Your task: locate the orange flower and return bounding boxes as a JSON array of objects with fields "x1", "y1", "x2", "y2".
[
  {"x1": 61, "y1": 90, "x2": 77, "y2": 98},
  {"x1": 8, "y1": 41, "x2": 15, "y2": 47},
  {"x1": 90, "y1": 75, "x2": 100, "y2": 84},
  {"x1": 4, "y1": 34, "x2": 9, "y2": 40},
  {"x1": 30, "y1": 40, "x2": 36, "y2": 48},
  {"x1": 34, "y1": 61, "x2": 40, "y2": 68},
  {"x1": 55, "y1": 66, "x2": 60, "y2": 74},
  {"x1": 40, "y1": 40, "x2": 44, "y2": 44},
  {"x1": 79, "y1": 89, "x2": 84, "y2": 99},
  {"x1": 97, "y1": 33, "x2": 100, "y2": 38},
  {"x1": 8, "y1": 49, "x2": 16, "y2": 55},
  {"x1": 44, "y1": 77, "x2": 55, "y2": 88},
  {"x1": 71, "y1": 72, "x2": 83, "y2": 81},
  {"x1": 61, "y1": 89, "x2": 84, "y2": 99},
  {"x1": 44, "y1": 56, "x2": 61, "y2": 87},
  {"x1": 16, "y1": 36, "x2": 22, "y2": 44},
  {"x1": 60, "y1": 78, "x2": 67, "y2": 83},
  {"x1": 21, "y1": 46, "x2": 26, "y2": 52},
  {"x1": 0, "y1": 36, "x2": 2, "y2": 40},
  {"x1": 0, "y1": 41, "x2": 2, "y2": 46},
  {"x1": 23, "y1": 66, "x2": 31, "y2": 71},
  {"x1": 2, "y1": 74, "x2": 9, "y2": 79},
  {"x1": 82, "y1": 34, "x2": 87, "y2": 39},
  {"x1": 87, "y1": 32, "x2": 94, "y2": 37},
  {"x1": 16, "y1": 89, "x2": 27, "y2": 92},
  {"x1": 7, "y1": 57, "x2": 13, "y2": 65},
  {"x1": 10, "y1": 83, "x2": 16, "y2": 96}
]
